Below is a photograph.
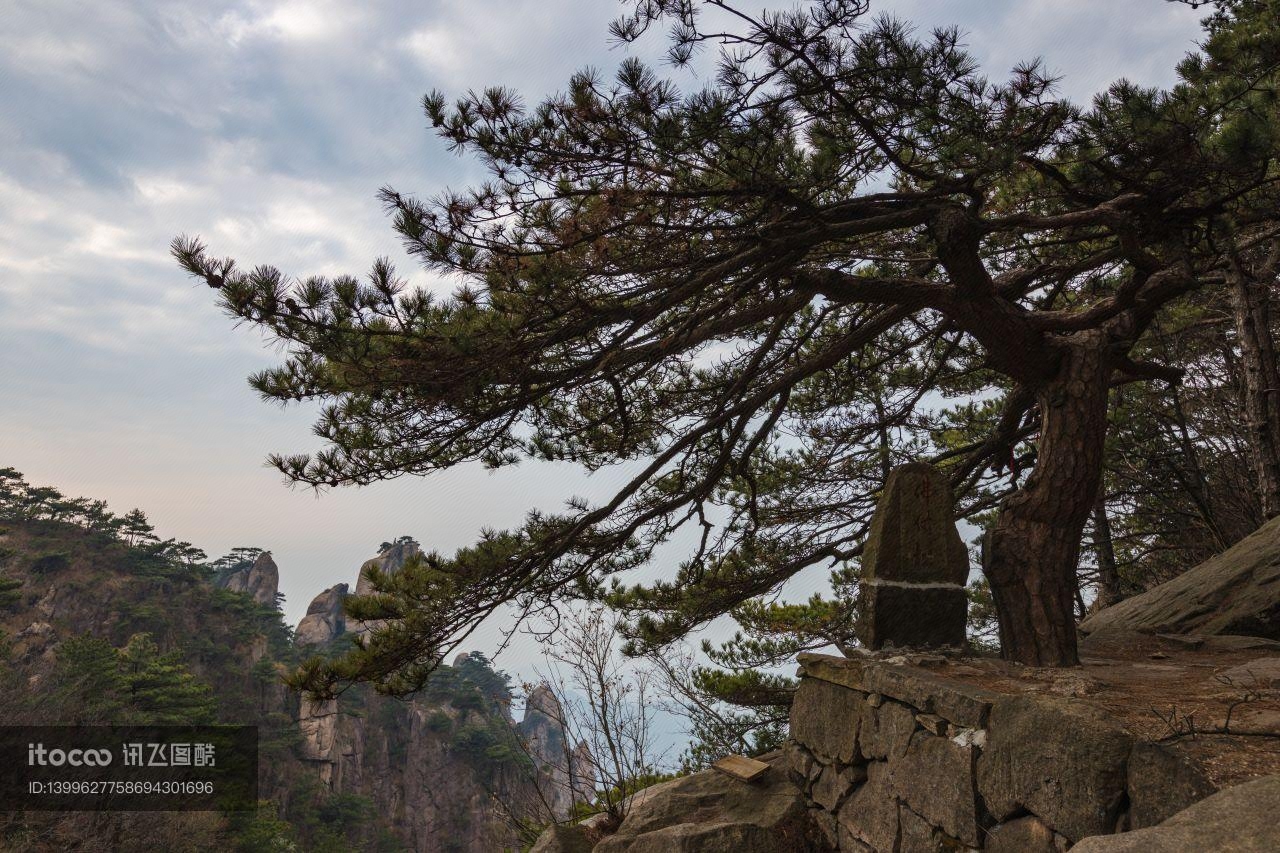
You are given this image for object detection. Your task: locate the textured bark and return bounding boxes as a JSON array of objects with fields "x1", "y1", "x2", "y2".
[
  {"x1": 984, "y1": 332, "x2": 1111, "y2": 666},
  {"x1": 1230, "y1": 271, "x2": 1280, "y2": 519}
]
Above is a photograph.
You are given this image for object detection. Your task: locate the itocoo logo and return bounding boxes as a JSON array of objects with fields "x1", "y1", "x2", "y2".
[{"x1": 27, "y1": 743, "x2": 113, "y2": 767}]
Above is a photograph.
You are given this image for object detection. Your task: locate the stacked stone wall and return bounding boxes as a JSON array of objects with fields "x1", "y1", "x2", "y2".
[{"x1": 785, "y1": 653, "x2": 1217, "y2": 852}]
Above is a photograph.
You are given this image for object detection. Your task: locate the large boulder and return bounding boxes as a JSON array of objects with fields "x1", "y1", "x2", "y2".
[
  {"x1": 353, "y1": 540, "x2": 420, "y2": 596},
  {"x1": 1214, "y1": 656, "x2": 1280, "y2": 690},
  {"x1": 219, "y1": 552, "x2": 279, "y2": 607},
  {"x1": 1126, "y1": 742, "x2": 1218, "y2": 829},
  {"x1": 295, "y1": 583, "x2": 348, "y2": 646},
  {"x1": 984, "y1": 815, "x2": 1068, "y2": 853},
  {"x1": 1079, "y1": 516, "x2": 1280, "y2": 640},
  {"x1": 976, "y1": 694, "x2": 1133, "y2": 843},
  {"x1": 350, "y1": 540, "x2": 420, "y2": 635},
  {"x1": 593, "y1": 764, "x2": 831, "y2": 852},
  {"x1": 1070, "y1": 774, "x2": 1280, "y2": 852}
]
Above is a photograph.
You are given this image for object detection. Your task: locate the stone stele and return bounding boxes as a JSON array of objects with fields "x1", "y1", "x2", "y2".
[{"x1": 858, "y1": 461, "x2": 969, "y2": 650}]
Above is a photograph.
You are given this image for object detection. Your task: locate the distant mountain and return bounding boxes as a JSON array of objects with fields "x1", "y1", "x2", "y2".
[{"x1": 0, "y1": 468, "x2": 590, "y2": 852}]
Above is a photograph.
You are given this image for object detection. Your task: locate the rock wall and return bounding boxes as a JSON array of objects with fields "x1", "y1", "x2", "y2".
[
  {"x1": 516, "y1": 685, "x2": 597, "y2": 815},
  {"x1": 290, "y1": 680, "x2": 596, "y2": 851},
  {"x1": 294, "y1": 693, "x2": 536, "y2": 852},
  {"x1": 282, "y1": 543, "x2": 597, "y2": 849},
  {"x1": 784, "y1": 652, "x2": 1242, "y2": 852}
]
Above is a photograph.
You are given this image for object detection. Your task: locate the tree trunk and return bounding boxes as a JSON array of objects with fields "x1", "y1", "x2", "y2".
[
  {"x1": 1230, "y1": 270, "x2": 1280, "y2": 519},
  {"x1": 1090, "y1": 494, "x2": 1122, "y2": 612},
  {"x1": 984, "y1": 332, "x2": 1110, "y2": 666},
  {"x1": 1168, "y1": 385, "x2": 1234, "y2": 551}
]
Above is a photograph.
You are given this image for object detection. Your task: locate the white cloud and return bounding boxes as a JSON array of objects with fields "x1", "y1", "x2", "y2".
[
  {"x1": 133, "y1": 175, "x2": 201, "y2": 203},
  {"x1": 402, "y1": 27, "x2": 466, "y2": 76},
  {"x1": 217, "y1": 0, "x2": 365, "y2": 45},
  {"x1": 259, "y1": 1, "x2": 345, "y2": 41},
  {"x1": 3, "y1": 33, "x2": 102, "y2": 74},
  {"x1": 397, "y1": 0, "x2": 619, "y2": 89},
  {"x1": 882, "y1": 0, "x2": 1207, "y2": 102}
]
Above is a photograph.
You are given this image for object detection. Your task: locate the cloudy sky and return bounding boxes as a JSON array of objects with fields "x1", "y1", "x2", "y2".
[{"x1": 1, "y1": 0, "x2": 1209, "y2": 674}]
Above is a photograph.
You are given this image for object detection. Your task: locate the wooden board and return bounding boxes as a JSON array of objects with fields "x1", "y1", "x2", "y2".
[{"x1": 711, "y1": 754, "x2": 771, "y2": 783}]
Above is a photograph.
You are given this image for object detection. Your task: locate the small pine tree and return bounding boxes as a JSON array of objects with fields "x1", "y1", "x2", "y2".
[
  {"x1": 116, "y1": 633, "x2": 218, "y2": 724},
  {"x1": 118, "y1": 509, "x2": 158, "y2": 547},
  {"x1": 55, "y1": 633, "x2": 217, "y2": 725},
  {"x1": 0, "y1": 573, "x2": 21, "y2": 610}
]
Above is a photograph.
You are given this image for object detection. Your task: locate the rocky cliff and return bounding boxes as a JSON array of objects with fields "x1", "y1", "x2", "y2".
[
  {"x1": 292, "y1": 678, "x2": 547, "y2": 852},
  {"x1": 217, "y1": 550, "x2": 280, "y2": 607},
  {"x1": 0, "y1": 518, "x2": 587, "y2": 852},
  {"x1": 287, "y1": 545, "x2": 595, "y2": 851},
  {"x1": 355, "y1": 539, "x2": 420, "y2": 596},
  {"x1": 350, "y1": 539, "x2": 420, "y2": 636},
  {"x1": 516, "y1": 685, "x2": 597, "y2": 816}
]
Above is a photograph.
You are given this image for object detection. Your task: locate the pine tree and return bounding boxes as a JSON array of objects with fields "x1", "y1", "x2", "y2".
[
  {"x1": 0, "y1": 573, "x2": 21, "y2": 610},
  {"x1": 177, "y1": 0, "x2": 1280, "y2": 671},
  {"x1": 118, "y1": 509, "x2": 158, "y2": 548},
  {"x1": 56, "y1": 633, "x2": 217, "y2": 725},
  {"x1": 116, "y1": 633, "x2": 217, "y2": 724}
]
